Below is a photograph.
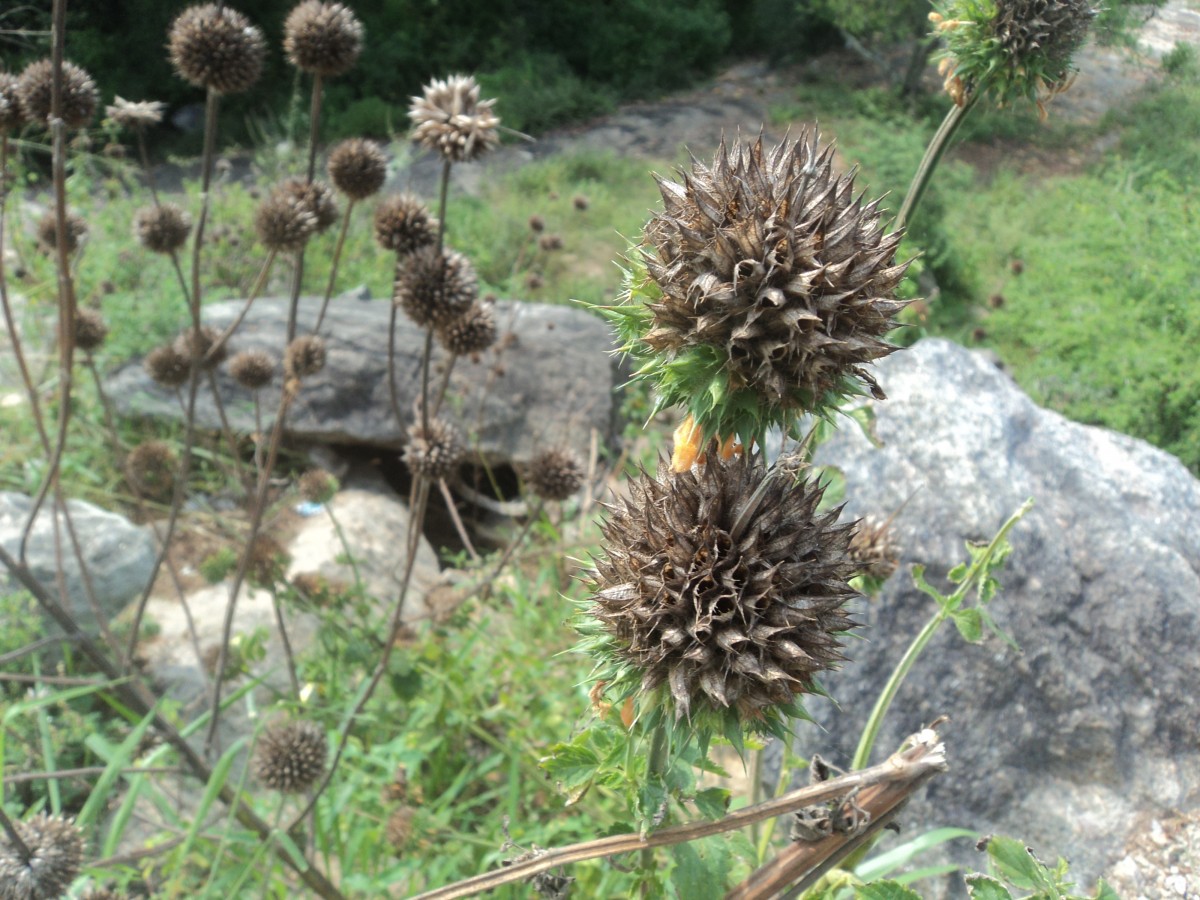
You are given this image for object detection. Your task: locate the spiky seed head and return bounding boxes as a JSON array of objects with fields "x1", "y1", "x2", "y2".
[
  {"x1": 528, "y1": 214, "x2": 545, "y2": 233},
  {"x1": 0, "y1": 72, "x2": 26, "y2": 133},
  {"x1": 403, "y1": 418, "x2": 463, "y2": 480},
  {"x1": 283, "y1": 1, "x2": 364, "y2": 77},
  {"x1": 125, "y1": 441, "x2": 177, "y2": 501},
  {"x1": 409, "y1": 74, "x2": 500, "y2": 163},
  {"x1": 327, "y1": 137, "x2": 387, "y2": 200},
  {"x1": 393, "y1": 247, "x2": 478, "y2": 328},
  {"x1": 174, "y1": 325, "x2": 226, "y2": 371},
  {"x1": 373, "y1": 193, "x2": 437, "y2": 254},
  {"x1": 134, "y1": 203, "x2": 191, "y2": 254},
  {"x1": 528, "y1": 447, "x2": 584, "y2": 501},
  {"x1": 168, "y1": 4, "x2": 266, "y2": 95},
  {"x1": 847, "y1": 516, "x2": 900, "y2": 583},
  {"x1": 573, "y1": 194, "x2": 590, "y2": 211},
  {"x1": 16, "y1": 59, "x2": 98, "y2": 129},
  {"x1": 531, "y1": 872, "x2": 574, "y2": 899},
  {"x1": 106, "y1": 96, "x2": 165, "y2": 130},
  {"x1": 74, "y1": 309, "x2": 108, "y2": 353},
  {"x1": 228, "y1": 350, "x2": 275, "y2": 390},
  {"x1": 255, "y1": 188, "x2": 319, "y2": 252},
  {"x1": 277, "y1": 177, "x2": 339, "y2": 234},
  {"x1": 385, "y1": 806, "x2": 415, "y2": 854},
  {"x1": 285, "y1": 335, "x2": 327, "y2": 380},
  {"x1": 255, "y1": 720, "x2": 327, "y2": 792},
  {"x1": 35, "y1": 210, "x2": 87, "y2": 255},
  {"x1": 0, "y1": 812, "x2": 84, "y2": 900},
  {"x1": 247, "y1": 535, "x2": 290, "y2": 586},
  {"x1": 435, "y1": 300, "x2": 496, "y2": 357},
  {"x1": 298, "y1": 468, "x2": 338, "y2": 503},
  {"x1": 145, "y1": 344, "x2": 191, "y2": 388},
  {"x1": 588, "y1": 452, "x2": 859, "y2": 723},
  {"x1": 538, "y1": 233, "x2": 564, "y2": 252},
  {"x1": 525, "y1": 272, "x2": 544, "y2": 291}
]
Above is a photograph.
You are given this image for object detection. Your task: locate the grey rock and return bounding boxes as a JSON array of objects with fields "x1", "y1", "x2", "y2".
[
  {"x1": 106, "y1": 295, "x2": 620, "y2": 468},
  {"x1": 0, "y1": 492, "x2": 156, "y2": 632},
  {"x1": 779, "y1": 338, "x2": 1200, "y2": 890}
]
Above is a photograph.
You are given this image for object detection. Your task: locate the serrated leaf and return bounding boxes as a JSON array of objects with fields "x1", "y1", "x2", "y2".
[
  {"x1": 540, "y1": 736, "x2": 601, "y2": 805},
  {"x1": 692, "y1": 787, "x2": 731, "y2": 819},
  {"x1": 952, "y1": 608, "x2": 985, "y2": 643},
  {"x1": 986, "y1": 836, "x2": 1050, "y2": 891},
  {"x1": 638, "y1": 778, "x2": 669, "y2": 834},
  {"x1": 948, "y1": 563, "x2": 969, "y2": 583},
  {"x1": 965, "y1": 874, "x2": 1015, "y2": 900},
  {"x1": 1093, "y1": 878, "x2": 1120, "y2": 900},
  {"x1": 670, "y1": 837, "x2": 729, "y2": 900},
  {"x1": 856, "y1": 882, "x2": 924, "y2": 900},
  {"x1": 911, "y1": 564, "x2": 949, "y2": 606},
  {"x1": 845, "y1": 404, "x2": 883, "y2": 448}
]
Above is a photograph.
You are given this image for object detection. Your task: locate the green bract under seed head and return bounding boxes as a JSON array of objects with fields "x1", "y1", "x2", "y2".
[
  {"x1": 168, "y1": 4, "x2": 266, "y2": 95},
  {"x1": 0, "y1": 812, "x2": 85, "y2": 900},
  {"x1": 283, "y1": 0, "x2": 364, "y2": 77},
  {"x1": 328, "y1": 137, "x2": 387, "y2": 200},
  {"x1": 16, "y1": 58, "x2": 98, "y2": 129}
]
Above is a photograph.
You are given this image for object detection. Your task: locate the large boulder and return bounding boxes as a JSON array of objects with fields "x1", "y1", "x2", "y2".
[
  {"x1": 106, "y1": 294, "x2": 621, "y2": 468},
  {"x1": 783, "y1": 338, "x2": 1200, "y2": 889}
]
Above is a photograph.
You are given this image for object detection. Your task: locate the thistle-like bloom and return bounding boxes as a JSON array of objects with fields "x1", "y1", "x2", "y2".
[
  {"x1": 611, "y1": 131, "x2": 908, "y2": 447},
  {"x1": 285, "y1": 335, "x2": 327, "y2": 379},
  {"x1": 254, "y1": 720, "x2": 327, "y2": 792},
  {"x1": 74, "y1": 309, "x2": 108, "y2": 352},
  {"x1": 228, "y1": 349, "x2": 275, "y2": 390},
  {"x1": 0, "y1": 73, "x2": 26, "y2": 133},
  {"x1": 106, "y1": 96, "x2": 165, "y2": 130},
  {"x1": 409, "y1": 74, "x2": 500, "y2": 163},
  {"x1": 16, "y1": 59, "x2": 98, "y2": 129},
  {"x1": 327, "y1": 137, "x2": 387, "y2": 200},
  {"x1": 435, "y1": 300, "x2": 496, "y2": 357},
  {"x1": 374, "y1": 193, "x2": 437, "y2": 254},
  {"x1": 134, "y1": 203, "x2": 191, "y2": 254},
  {"x1": 145, "y1": 344, "x2": 191, "y2": 388},
  {"x1": 125, "y1": 441, "x2": 178, "y2": 501},
  {"x1": 168, "y1": 4, "x2": 266, "y2": 95},
  {"x1": 587, "y1": 452, "x2": 859, "y2": 723},
  {"x1": 527, "y1": 447, "x2": 584, "y2": 501},
  {"x1": 0, "y1": 812, "x2": 84, "y2": 900},
  {"x1": 283, "y1": 1, "x2": 364, "y2": 77},
  {"x1": 393, "y1": 247, "x2": 478, "y2": 328},
  {"x1": 403, "y1": 418, "x2": 463, "y2": 480}
]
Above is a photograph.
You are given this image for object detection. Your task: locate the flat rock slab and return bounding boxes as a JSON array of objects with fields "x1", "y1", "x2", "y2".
[{"x1": 106, "y1": 295, "x2": 621, "y2": 468}]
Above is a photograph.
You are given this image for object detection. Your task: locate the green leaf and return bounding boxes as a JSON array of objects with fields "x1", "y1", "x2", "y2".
[
  {"x1": 541, "y1": 734, "x2": 601, "y2": 805},
  {"x1": 180, "y1": 736, "x2": 247, "y2": 863},
  {"x1": 910, "y1": 564, "x2": 950, "y2": 606},
  {"x1": 692, "y1": 787, "x2": 731, "y2": 820},
  {"x1": 948, "y1": 563, "x2": 969, "y2": 583},
  {"x1": 986, "y1": 836, "x2": 1050, "y2": 891},
  {"x1": 638, "y1": 777, "x2": 669, "y2": 833},
  {"x1": 952, "y1": 608, "x2": 985, "y2": 643},
  {"x1": 670, "y1": 837, "x2": 728, "y2": 900},
  {"x1": 855, "y1": 827, "x2": 978, "y2": 881},
  {"x1": 1093, "y1": 878, "x2": 1121, "y2": 900},
  {"x1": 855, "y1": 881, "x2": 924, "y2": 900},
  {"x1": 965, "y1": 874, "x2": 1016, "y2": 900},
  {"x1": 75, "y1": 701, "x2": 160, "y2": 829},
  {"x1": 845, "y1": 404, "x2": 883, "y2": 448}
]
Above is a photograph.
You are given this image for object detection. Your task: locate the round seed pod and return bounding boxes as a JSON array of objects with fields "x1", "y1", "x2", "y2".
[
  {"x1": 327, "y1": 137, "x2": 387, "y2": 200},
  {"x1": 403, "y1": 418, "x2": 462, "y2": 481},
  {"x1": 0, "y1": 812, "x2": 84, "y2": 900},
  {"x1": 247, "y1": 534, "x2": 290, "y2": 586},
  {"x1": 74, "y1": 308, "x2": 108, "y2": 353},
  {"x1": 174, "y1": 325, "x2": 226, "y2": 371},
  {"x1": 848, "y1": 516, "x2": 900, "y2": 583},
  {"x1": 168, "y1": 4, "x2": 266, "y2": 95},
  {"x1": 125, "y1": 440, "x2": 178, "y2": 501},
  {"x1": 573, "y1": 194, "x2": 590, "y2": 211},
  {"x1": 277, "y1": 177, "x2": 339, "y2": 234},
  {"x1": 538, "y1": 233, "x2": 563, "y2": 252},
  {"x1": 393, "y1": 246, "x2": 477, "y2": 328},
  {"x1": 0, "y1": 72, "x2": 25, "y2": 133},
  {"x1": 409, "y1": 74, "x2": 500, "y2": 163},
  {"x1": 373, "y1": 193, "x2": 436, "y2": 254},
  {"x1": 297, "y1": 467, "x2": 338, "y2": 504},
  {"x1": 527, "y1": 447, "x2": 584, "y2": 502},
  {"x1": 284, "y1": 334, "x2": 327, "y2": 379},
  {"x1": 35, "y1": 210, "x2": 87, "y2": 255},
  {"x1": 134, "y1": 203, "x2": 192, "y2": 254},
  {"x1": 527, "y1": 214, "x2": 545, "y2": 233},
  {"x1": 228, "y1": 350, "x2": 275, "y2": 390},
  {"x1": 435, "y1": 300, "x2": 496, "y2": 357},
  {"x1": 254, "y1": 190, "x2": 318, "y2": 252},
  {"x1": 145, "y1": 344, "x2": 191, "y2": 389},
  {"x1": 254, "y1": 720, "x2": 327, "y2": 793},
  {"x1": 16, "y1": 58, "x2": 98, "y2": 129},
  {"x1": 283, "y1": 0, "x2": 364, "y2": 77},
  {"x1": 106, "y1": 97, "x2": 165, "y2": 130}
]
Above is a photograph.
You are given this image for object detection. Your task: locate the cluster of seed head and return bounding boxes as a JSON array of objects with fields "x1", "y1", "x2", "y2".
[
  {"x1": 0, "y1": 812, "x2": 84, "y2": 900},
  {"x1": 283, "y1": 0, "x2": 364, "y2": 77},
  {"x1": 394, "y1": 247, "x2": 478, "y2": 328},
  {"x1": 106, "y1": 97, "x2": 165, "y2": 130},
  {"x1": 285, "y1": 335, "x2": 327, "y2": 380},
  {"x1": 374, "y1": 194, "x2": 437, "y2": 254},
  {"x1": 145, "y1": 344, "x2": 191, "y2": 389},
  {"x1": 527, "y1": 448, "x2": 585, "y2": 502},
  {"x1": 254, "y1": 720, "x2": 328, "y2": 792},
  {"x1": 327, "y1": 137, "x2": 387, "y2": 200},
  {"x1": 74, "y1": 309, "x2": 108, "y2": 353},
  {"x1": 174, "y1": 325, "x2": 226, "y2": 371},
  {"x1": 36, "y1": 210, "x2": 87, "y2": 255},
  {"x1": 168, "y1": 4, "x2": 266, "y2": 95},
  {"x1": 16, "y1": 59, "x2": 98, "y2": 129},
  {"x1": 255, "y1": 186, "x2": 319, "y2": 252},
  {"x1": 228, "y1": 350, "x2": 275, "y2": 390},
  {"x1": 409, "y1": 74, "x2": 500, "y2": 163},
  {"x1": 403, "y1": 418, "x2": 463, "y2": 480},
  {"x1": 277, "y1": 177, "x2": 339, "y2": 234},
  {"x1": 134, "y1": 203, "x2": 191, "y2": 254},
  {"x1": 0, "y1": 73, "x2": 24, "y2": 133},
  {"x1": 436, "y1": 300, "x2": 496, "y2": 357}
]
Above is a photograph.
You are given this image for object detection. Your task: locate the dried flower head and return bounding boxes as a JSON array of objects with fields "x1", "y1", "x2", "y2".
[
  {"x1": 327, "y1": 137, "x2": 387, "y2": 200},
  {"x1": 609, "y1": 131, "x2": 908, "y2": 447},
  {"x1": 81, "y1": 886, "x2": 125, "y2": 900},
  {"x1": 847, "y1": 516, "x2": 900, "y2": 584},
  {"x1": 285, "y1": 334, "x2": 327, "y2": 379},
  {"x1": 586, "y1": 452, "x2": 859, "y2": 726},
  {"x1": 531, "y1": 871, "x2": 574, "y2": 899},
  {"x1": 0, "y1": 72, "x2": 26, "y2": 133},
  {"x1": 247, "y1": 534, "x2": 290, "y2": 586},
  {"x1": 527, "y1": 447, "x2": 584, "y2": 501},
  {"x1": 538, "y1": 233, "x2": 564, "y2": 252},
  {"x1": 254, "y1": 720, "x2": 327, "y2": 792},
  {"x1": 528, "y1": 214, "x2": 545, "y2": 233},
  {"x1": 283, "y1": 1, "x2": 364, "y2": 77},
  {"x1": 409, "y1": 74, "x2": 500, "y2": 163},
  {"x1": 145, "y1": 344, "x2": 191, "y2": 389},
  {"x1": 106, "y1": 96, "x2": 165, "y2": 130},
  {"x1": 16, "y1": 58, "x2": 98, "y2": 129},
  {"x1": 393, "y1": 247, "x2": 478, "y2": 328},
  {"x1": 35, "y1": 210, "x2": 87, "y2": 255},
  {"x1": 298, "y1": 468, "x2": 338, "y2": 503},
  {"x1": 0, "y1": 812, "x2": 84, "y2": 900},
  {"x1": 573, "y1": 194, "x2": 590, "y2": 211},
  {"x1": 134, "y1": 203, "x2": 191, "y2": 254},
  {"x1": 278, "y1": 177, "x2": 339, "y2": 234},
  {"x1": 255, "y1": 189, "x2": 318, "y2": 252},
  {"x1": 74, "y1": 309, "x2": 108, "y2": 353},
  {"x1": 374, "y1": 193, "x2": 437, "y2": 254},
  {"x1": 403, "y1": 418, "x2": 463, "y2": 480},
  {"x1": 125, "y1": 441, "x2": 178, "y2": 501},
  {"x1": 435, "y1": 300, "x2": 496, "y2": 357},
  {"x1": 385, "y1": 806, "x2": 415, "y2": 854},
  {"x1": 228, "y1": 349, "x2": 275, "y2": 390},
  {"x1": 168, "y1": 4, "x2": 266, "y2": 95},
  {"x1": 174, "y1": 325, "x2": 226, "y2": 371}
]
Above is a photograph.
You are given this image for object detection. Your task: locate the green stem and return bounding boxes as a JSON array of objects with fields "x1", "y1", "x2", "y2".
[
  {"x1": 639, "y1": 722, "x2": 670, "y2": 894},
  {"x1": 895, "y1": 90, "x2": 981, "y2": 233}
]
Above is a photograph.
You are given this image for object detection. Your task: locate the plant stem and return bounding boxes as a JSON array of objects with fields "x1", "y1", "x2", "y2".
[
  {"x1": 313, "y1": 199, "x2": 354, "y2": 335},
  {"x1": 895, "y1": 90, "x2": 980, "y2": 232},
  {"x1": 639, "y1": 722, "x2": 671, "y2": 895}
]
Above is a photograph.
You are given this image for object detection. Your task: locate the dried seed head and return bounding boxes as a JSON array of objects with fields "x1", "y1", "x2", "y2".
[
  {"x1": 524, "y1": 272, "x2": 544, "y2": 292},
  {"x1": 228, "y1": 349, "x2": 275, "y2": 390},
  {"x1": 393, "y1": 247, "x2": 478, "y2": 328},
  {"x1": 847, "y1": 516, "x2": 900, "y2": 583},
  {"x1": 327, "y1": 137, "x2": 387, "y2": 200},
  {"x1": 254, "y1": 720, "x2": 327, "y2": 792},
  {"x1": 403, "y1": 418, "x2": 463, "y2": 480},
  {"x1": 589, "y1": 453, "x2": 859, "y2": 722},
  {"x1": 531, "y1": 871, "x2": 574, "y2": 899},
  {"x1": 283, "y1": 1, "x2": 364, "y2": 77},
  {"x1": 36, "y1": 210, "x2": 87, "y2": 255},
  {"x1": 168, "y1": 4, "x2": 266, "y2": 95},
  {"x1": 994, "y1": 0, "x2": 1096, "y2": 74},
  {"x1": 373, "y1": 193, "x2": 437, "y2": 254},
  {"x1": 528, "y1": 214, "x2": 545, "y2": 233},
  {"x1": 81, "y1": 887, "x2": 125, "y2": 900},
  {"x1": 285, "y1": 334, "x2": 327, "y2": 379},
  {"x1": 125, "y1": 441, "x2": 178, "y2": 501},
  {"x1": 74, "y1": 308, "x2": 108, "y2": 353},
  {"x1": 106, "y1": 96, "x2": 165, "y2": 130},
  {"x1": 385, "y1": 806, "x2": 415, "y2": 854},
  {"x1": 409, "y1": 74, "x2": 500, "y2": 163},
  {"x1": 0, "y1": 72, "x2": 26, "y2": 133},
  {"x1": 174, "y1": 325, "x2": 227, "y2": 370},
  {"x1": 134, "y1": 203, "x2": 192, "y2": 254},
  {"x1": 573, "y1": 194, "x2": 590, "y2": 211},
  {"x1": 247, "y1": 535, "x2": 290, "y2": 586},
  {"x1": 538, "y1": 233, "x2": 564, "y2": 252},
  {"x1": 255, "y1": 187, "x2": 319, "y2": 252},
  {"x1": 16, "y1": 58, "x2": 98, "y2": 129},
  {"x1": 435, "y1": 300, "x2": 496, "y2": 357},
  {"x1": 0, "y1": 812, "x2": 84, "y2": 900},
  {"x1": 277, "y1": 177, "x2": 339, "y2": 233},
  {"x1": 145, "y1": 344, "x2": 191, "y2": 388},
  {"x1": 527, "y1": 447, "x2": 584, "y2": 501},
  {"x1": 298, "y1": 467, "x2": 338, "y2": 503}
]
